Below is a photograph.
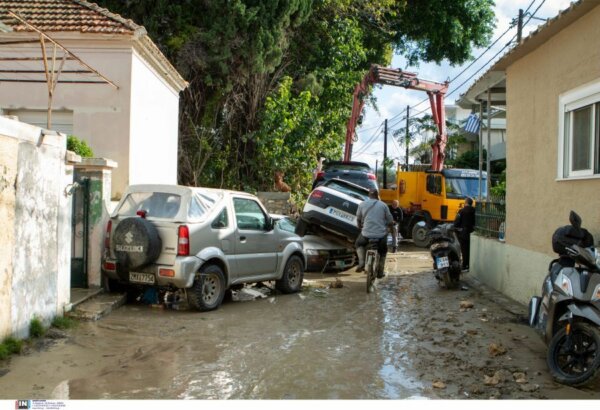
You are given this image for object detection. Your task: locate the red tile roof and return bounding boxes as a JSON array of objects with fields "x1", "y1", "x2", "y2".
[{"x1": 0, "y1": 0, "x2": 140, "y2": 34}]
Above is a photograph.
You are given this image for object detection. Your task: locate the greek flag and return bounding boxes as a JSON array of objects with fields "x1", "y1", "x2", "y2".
[{"x1": 463, "y1": 113, "x2": 480, "y2": 134}]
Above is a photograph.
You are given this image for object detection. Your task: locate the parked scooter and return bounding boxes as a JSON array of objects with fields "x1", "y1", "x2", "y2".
[
  {"x1": 529, "y1": 211, "x2": 600, "y2": 386},
  {"x1": 427, "y1": 223, "x2": 462, "y2": 289}
]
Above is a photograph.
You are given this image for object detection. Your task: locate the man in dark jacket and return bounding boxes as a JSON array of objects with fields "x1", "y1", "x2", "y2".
[{"x1": 454, "y1": 197, "x2": 476, "y2": 271}]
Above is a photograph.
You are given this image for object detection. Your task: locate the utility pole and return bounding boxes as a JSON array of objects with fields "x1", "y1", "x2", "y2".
[
  {"x1": 405, "y1": 105, "x2": 410, "y2": 167},
  {"x1": 383, "y1": 119, "x2": 388, "y2": 188},
  {"x1": 517, "y1": 9, "x2": 524, "y2": 43}
]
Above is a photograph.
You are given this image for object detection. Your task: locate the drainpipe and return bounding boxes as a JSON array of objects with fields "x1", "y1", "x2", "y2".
[
  {"x1": 478, "y1": 101, "x2": 484, "y2": 201},
  {"x1": 487, "y1": 88, "x2": 492, "y2": 197}
]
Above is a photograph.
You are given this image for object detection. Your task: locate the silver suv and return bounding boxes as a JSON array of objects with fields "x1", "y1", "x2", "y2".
[{"x1": 102, "y1": 184, "x2": 305, "y2": 311}]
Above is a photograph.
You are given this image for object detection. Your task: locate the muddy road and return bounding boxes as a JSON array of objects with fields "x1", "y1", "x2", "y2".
[{"x1": 1, "y1": 246, "x2": 599, "y2": 400}]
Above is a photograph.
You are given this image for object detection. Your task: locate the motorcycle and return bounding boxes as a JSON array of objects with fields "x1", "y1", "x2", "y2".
[
  {"x1": 528, "y1": 211, "x2": 600, "y2": 387},
  {"x1": 427, "y1": 223, "x2": 462, "y2": 289}
]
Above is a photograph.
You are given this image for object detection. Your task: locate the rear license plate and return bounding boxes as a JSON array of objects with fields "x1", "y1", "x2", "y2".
[
  {"x1": 327, "y1": 207, "x2": 355, "y2": 223},
  {"x1": 436, "y1": 256, "x2": 449, "y2": 268},
  {"x1": 129, "y1": 272, "x2": 155, "y2": 284}
]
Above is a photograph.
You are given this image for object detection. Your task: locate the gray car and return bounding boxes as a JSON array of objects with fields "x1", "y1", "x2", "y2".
[{"x1": 102, "y1": 184, "x2": 305, "y2": 311}]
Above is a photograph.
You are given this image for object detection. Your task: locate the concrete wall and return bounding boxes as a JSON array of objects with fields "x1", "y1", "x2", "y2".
[
  {"x1": 0, "y1": 116, "x2": 74, "y2": 339},
  {"x1": 0, "y1": 35, "x2": 181, "y2": 200},
  {"x1": 470, "y1": 235, "x2": 552, "y2": 305},
  {"x1": 505, "y1": 4, "x2": 600, "y2": 256}
]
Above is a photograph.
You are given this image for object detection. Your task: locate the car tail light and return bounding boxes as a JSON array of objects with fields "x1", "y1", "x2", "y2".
[
  {"x1": 103, "y1": 261, "x2": 116, "y2": 271},
  {"x1": 310, "y1": 190, "x2": 324, "y2": 199},
  {"x1": 367, "y1": 173, "x2": 376, "y2": 180},
  {"x1": 315, "y1": 171, "x2": 325, "y2": 180},
  {"x1": 136, "y1": 210, "x2": 147, "y2": 218},
  {"x1": 104, "y1": 220, "x2": 112, "y2": 250},
  {"x1": 178, "y1": 225, "x2": 190, "y2": 256}
]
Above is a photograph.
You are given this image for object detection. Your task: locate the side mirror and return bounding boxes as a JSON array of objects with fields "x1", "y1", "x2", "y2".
[
  {"x1": 569, "y1": 211, "x2": 582, "y2": 229},
  {"x1": 265, "y1": 216, "x2": 274, "y2": 231}
]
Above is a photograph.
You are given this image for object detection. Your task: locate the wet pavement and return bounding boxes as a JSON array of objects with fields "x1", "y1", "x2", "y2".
[{"x1": 1, "y1": 246, "x2": 599, "y2": 399}]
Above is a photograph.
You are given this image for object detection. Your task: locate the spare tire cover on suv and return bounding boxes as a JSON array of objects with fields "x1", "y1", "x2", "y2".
[{"x1": 113, "y1": 217, "x2": 162, "y2": 269}]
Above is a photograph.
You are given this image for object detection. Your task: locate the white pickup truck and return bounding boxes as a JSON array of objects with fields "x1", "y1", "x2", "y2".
[{"x1": 102, "y1": 184, "x2": 305, "y2": 311}]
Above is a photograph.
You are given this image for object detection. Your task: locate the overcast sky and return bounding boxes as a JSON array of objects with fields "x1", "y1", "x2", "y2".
[{"x1": 352, "y1": 0, "x2": 574, "y2": 168}]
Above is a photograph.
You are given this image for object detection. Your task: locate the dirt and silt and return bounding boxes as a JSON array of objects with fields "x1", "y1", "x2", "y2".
[{"x1": 1, "y1": 246, "x2": 599, "y2": 400}]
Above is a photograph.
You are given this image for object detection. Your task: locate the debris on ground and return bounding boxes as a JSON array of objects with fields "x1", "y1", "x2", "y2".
[
  {"x1": 484, "y1": 374, "x2": 500, "y2": 386},
  {"x1": 460, "y1": 300, "x2": 474, "y2": 309},
  {"x1": 488, "y1": 343, "x2": 507, "y2": 357},
  {"x1": 520, "y1": 383, "x2": 539, "y2": 392},
  {"x1": 330, "y1": 278, "x2": 344, "y2": 289},
  {"x1": 513, "y1": 372, "x2": 527, "y2": 384},
  {"x1": 432, "y1": 381, "x2": 446, "y2": 389}
]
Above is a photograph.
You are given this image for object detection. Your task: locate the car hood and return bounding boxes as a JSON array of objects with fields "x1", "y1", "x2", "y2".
[{"x1": 302, "y1": 235, "x2": 352, "y2": 251}]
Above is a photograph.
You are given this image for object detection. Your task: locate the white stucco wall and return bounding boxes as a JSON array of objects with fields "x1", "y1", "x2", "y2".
[
  {"x1": 0, "y1": 116, "x2": 73, "y2": 339},
  {"x1": 129, "y1": 51, "x2": 179, "y2": 186},
  {"x1": 470, "y1": 235, "x2": 552, "y2": 305}
]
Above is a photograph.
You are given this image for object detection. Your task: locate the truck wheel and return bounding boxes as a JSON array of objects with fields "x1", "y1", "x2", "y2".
[
  {"x1": 412, "y1": 223, "x2": 431, "y2": 248},
  {"x1": 187, "y1": 264, "x2": 226, "y2": 312},
  {"x1": 276, "y1": 255, "x2": 304, "y2": 293}
]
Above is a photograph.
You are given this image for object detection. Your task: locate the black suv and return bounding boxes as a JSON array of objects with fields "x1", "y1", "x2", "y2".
[{"x1": 312, "y1": 161, "x2": 378, "y2": 191}]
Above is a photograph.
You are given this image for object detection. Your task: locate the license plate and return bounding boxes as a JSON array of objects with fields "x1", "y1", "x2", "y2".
[
  {"x1": 129, "y1": 272, "x2": 155, "y2": 284},
  {"x1": 328, "y1": 207, "x2": 355, "y2": 223},
  {"x1": 436, "y1": 256, "x2": 449, "y2": 268}
]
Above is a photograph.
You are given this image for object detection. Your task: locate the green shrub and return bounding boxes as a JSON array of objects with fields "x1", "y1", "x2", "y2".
[
  {"x1": 3, "y1": 337, "x2": 23, "y2": 354},
  {"x1": 67, "y1": 135, "x2": 94, "y2": 158},
  {"x1": 29, "y1": 317, "x2": 45, "y2": 338},
  {"x1": 51, "y1": 316, "x2": 77, "y2": 330},
  {"x1": 0, "y1": 344, "x2": 8, "y2": 360}
]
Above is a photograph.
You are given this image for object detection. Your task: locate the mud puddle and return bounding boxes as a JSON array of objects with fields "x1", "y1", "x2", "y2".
[{"x1": 0, "y1": 245, "x2": 599, "y2": 399}]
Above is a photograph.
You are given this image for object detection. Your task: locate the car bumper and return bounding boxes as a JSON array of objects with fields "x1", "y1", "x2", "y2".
[
  {"x1": 102, "y1": 256, "x2": 201, "y2": 289},
  {"x1": 301, "y1": 210, "x2": 360, "y2": 241},
  {"x1": 306, "y1": 251, "x2": 356, "y2": 272}
]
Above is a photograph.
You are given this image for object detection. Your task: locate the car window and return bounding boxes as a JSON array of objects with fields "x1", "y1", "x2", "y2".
[
  {"x1": 323, "y1": 180, "x2": 369, "y2": 201},
  {"x1": 211, "y1": 207, "x2": 229, "y2": 229},
  {"x1": 276, "y1": 217, "x2": 296, "y2": 233},
  {"x1": 117, "y1": 192, "x2": 181, "y2": 218},
  {"x1": 234, "y1": 198, "x2": 267, "y2": 230}
]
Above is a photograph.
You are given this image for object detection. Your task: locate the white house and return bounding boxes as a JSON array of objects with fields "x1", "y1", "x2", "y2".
[{"x1": 0, "y1": 0, "x2": 188, "y2": 199}]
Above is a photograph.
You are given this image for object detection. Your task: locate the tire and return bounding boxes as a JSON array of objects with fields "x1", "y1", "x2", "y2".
[
  {"x1": 412, "y1": 223, "x2": 431, "y2": 248},
  {"x1": 442, "y1": 269, "x2": 459, "y2": 290},
  {"x1": 102, "y1": 273, "x2": 126, "y2": 293},
  {"x1": 113, "y1": 217, "x2": 162, "y2": 269},
  {"x1": 276, "y1": 255, "x2": 304, "y2": 293},
  {"x1": 295, "y1": 218, "x2": 308, "y2": 237},
  {"x1": 186, "y1": 265, "x2": 226, "y2": 312},
  {"x1": 547, "y1": 321, "x2": 600, "y2": 387},
  {"x1": 366, "y1": 251, "x2": 377, "y2": 293}
]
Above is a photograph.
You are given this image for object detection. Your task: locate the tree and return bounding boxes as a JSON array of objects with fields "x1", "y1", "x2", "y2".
[{"x1": 96, "y1": 1, "x2": 496, "y2": 199}]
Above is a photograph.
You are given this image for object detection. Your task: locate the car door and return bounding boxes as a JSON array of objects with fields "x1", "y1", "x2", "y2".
[{"x1": 232, "y1": 197, "x2": 278, "y2": 278}]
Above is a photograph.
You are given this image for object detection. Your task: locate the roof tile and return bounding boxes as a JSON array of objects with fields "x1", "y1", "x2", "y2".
[{"x1": 0, "y1": 0, "x2": 139, "y2": 34}]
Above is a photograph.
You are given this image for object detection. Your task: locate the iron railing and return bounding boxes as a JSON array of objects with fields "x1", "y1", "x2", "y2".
[{"x1": 475, "y1": 195, "x2": 506, "y2": 240}]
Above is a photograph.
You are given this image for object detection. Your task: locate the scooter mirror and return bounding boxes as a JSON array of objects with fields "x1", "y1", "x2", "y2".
[{"x1": 569, "y1": 210, "x2": 582, "y2": 229}]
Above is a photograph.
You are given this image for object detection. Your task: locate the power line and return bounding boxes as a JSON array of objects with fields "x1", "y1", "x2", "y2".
[{"x1": 353, "y1": 121, "x2": 384, "y2": 155}]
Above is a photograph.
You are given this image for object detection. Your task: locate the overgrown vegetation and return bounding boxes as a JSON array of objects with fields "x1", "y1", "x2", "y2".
[
  {"x1": 67, "y1": 135, "x2": 94, "y2": 158},
  {"x1": 0, "y1": 337, "x2": 23, "y2": 360},
  {"x1": 29, "y1": 317, "x2": 45, "y2": 338},
  {"x1": 51, "y1": 316, "x2": 77, "y2": 330},
  {"x1": 96, "y1": 0, "x2": 495, "y2": 198}
]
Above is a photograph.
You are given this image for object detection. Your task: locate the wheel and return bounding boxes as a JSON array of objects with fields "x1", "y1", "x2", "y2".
[
  {"x1": 412, "y1": 223, "x2": 431, "y2": 248},
  {"x1": 366, "y1": 251, "x2": 377, "y2": 293},
  {"x1": 547, "y1": 322, "x2": 600, "y2": 387},
  {"x1": 276, "y1": 255, "x2": 304, "y2": 293},
  {"x1": 187, "y1": 264, "x2": 226, "y2": 312},
  {"x1": 441, "y1": 269, "x2": 459, "y2": 290}
]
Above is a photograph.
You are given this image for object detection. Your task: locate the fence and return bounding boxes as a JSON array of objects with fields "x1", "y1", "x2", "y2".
[{"x1": 475, "y1": 195, "x2": 506, "y2": 240}]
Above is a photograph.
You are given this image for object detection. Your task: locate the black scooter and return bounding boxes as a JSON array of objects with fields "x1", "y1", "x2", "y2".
[
  {"x1": 529, "y1": 211, "x2": 600, "y2": 387},
  {"x1": 427, "y1": 223, "x2": 462, "y2": 289}
]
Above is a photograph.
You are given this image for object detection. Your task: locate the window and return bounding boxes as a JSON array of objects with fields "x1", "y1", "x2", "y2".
[
  {"x1": 211, "y1": 208, "x2": 229, "y2": 229},
  {"x1": 233, "y1": 198, "x2": 267, "y2": 230},
  {"x1": 117, "y1": 192, "x2": 181, "y2": 219},
  {"x1": 426, "y1": 174, "x2": 442, "y2": 195},
  {"x1": 559, "y1": 80, "x2": 600, "y2": 178}
]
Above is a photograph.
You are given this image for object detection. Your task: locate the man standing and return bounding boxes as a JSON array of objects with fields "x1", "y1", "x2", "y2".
[
  {"x1": 355, "y1": 189, "x2": 394, "y2": 278},
  {"x1": 453, "y1": 197, "x2": 476, "y2": 271},
  {"x1": 389, "y1": 200, "x2": 403, "y2": 253}
]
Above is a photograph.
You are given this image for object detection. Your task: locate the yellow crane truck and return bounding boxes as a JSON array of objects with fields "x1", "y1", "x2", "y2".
[{"x1": 379, "y1": 167, "x2": 487, "y2": 247}]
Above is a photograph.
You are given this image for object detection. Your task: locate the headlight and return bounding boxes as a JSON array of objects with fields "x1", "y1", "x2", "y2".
[
  {"x1": 592, "y1": 284, "x2": 600, "y2": 302},
  {"x1": 305, "y1": 249, "x2": 328, "y2": 256},
  {"x1": 554, "y1": 272, "x2": 573, "y2": 296}
]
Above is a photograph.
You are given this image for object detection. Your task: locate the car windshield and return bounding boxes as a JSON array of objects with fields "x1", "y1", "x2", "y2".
[
  {"x1": 324, "y1": 180, "x2": 369, "y2": 201},
  {"x1": 324, "y1": 162, "x2": 371, "y2": 172},
  {"x1": 445, "y1": 177, "x2": 487, "y2": 199},
  {"x1": 276, "y1": 217, "x2": 296, "y2": 233},
  {"x1": 118, "y1": 192, "x2": 182, "y2": 218}
]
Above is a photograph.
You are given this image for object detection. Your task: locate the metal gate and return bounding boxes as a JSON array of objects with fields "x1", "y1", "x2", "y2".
[{"x1": 70, "y1": 178, "x2": 90, "y2": 288}]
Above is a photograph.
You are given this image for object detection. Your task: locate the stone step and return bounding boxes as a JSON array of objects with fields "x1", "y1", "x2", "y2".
[{"x1": 67, "y1": 292, "x2": 127, "y2": 321}]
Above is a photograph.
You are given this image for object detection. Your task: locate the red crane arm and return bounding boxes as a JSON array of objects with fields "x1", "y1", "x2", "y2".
[{"x1": 343, "y1": 65, "x2": 449, "y2": 171}]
